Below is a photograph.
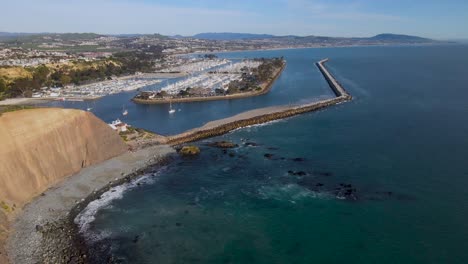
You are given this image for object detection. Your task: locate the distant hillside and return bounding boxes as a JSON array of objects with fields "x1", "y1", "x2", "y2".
[
  {"x1": 113, "y1": 33, "x2": 168, "y2": 39},
  {"x1": 370, "y1": 33, "x2": 433, "y2": 43},
  {"x1": 193, "y1": 33, "x2": 276, "y2": 40},
  {"x1": 192, "y1": 32, "x2": 435, "y2": 43},
  {"x1": 0, "y1": 32, "x2": 103, "y2": 43},
  {"x1": 0, "y1": 32, "x2": 40, "y2": 41}
]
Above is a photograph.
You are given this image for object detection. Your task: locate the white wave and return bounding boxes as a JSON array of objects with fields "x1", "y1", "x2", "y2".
[
  {"x1": 230, "y1": 119, "x2": 285, "y2": 133},
  {"x1": 258, "y1": 184, "x2": 332, "y2": 202},
  {"x1": 74, "y1": 168, "x2": 166, "y2": 241}
]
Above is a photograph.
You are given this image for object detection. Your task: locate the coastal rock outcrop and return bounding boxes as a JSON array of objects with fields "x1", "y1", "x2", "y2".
[
  {"x1": 179, "y1": 145, "x2": 201, "y2": 156},
  {"x1": 207, "y1": 141, "x2": 238, "y2": 149}
]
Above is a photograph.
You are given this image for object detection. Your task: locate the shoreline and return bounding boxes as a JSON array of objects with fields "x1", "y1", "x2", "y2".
[
  {"x1": 5, "y1": 59, "x2": 350, "y2": 263},
  {"x1": 6, "y1": 145, "x2": 175, "y2": 263},
  {"x1": 132, "y1": 61, "x2": 286, "y2": 105},
  {"x1": 179, "y1": 42, "x2": 447, "y2": 57},
  {"x1": 0, "y1": 72, "x2": 184, "y2": 107}
]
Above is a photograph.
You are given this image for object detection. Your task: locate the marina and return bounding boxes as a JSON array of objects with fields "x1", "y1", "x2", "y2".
[
  {"x1": 157, "y1": 57, "x2": 230, "y2": 73},
  {"x1": 133, "y1": 58, "x2": 286, "y2": 104},
  {"x1": 30, "y1": 77, "x2": 162, "y2": 100}
]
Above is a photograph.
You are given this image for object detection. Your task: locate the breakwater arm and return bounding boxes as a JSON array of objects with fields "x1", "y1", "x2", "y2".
[
  {"x1": 316, "y1": 59, "x2": 351, "y2": 99},
  {"x1": 165, "y1": 59, "x2": 352, "y2": 146}
]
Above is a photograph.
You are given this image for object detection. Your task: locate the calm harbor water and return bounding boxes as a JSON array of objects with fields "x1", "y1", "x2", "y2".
[{"x1": 75, "y1": 45, "x2": 468, "y2": 263}]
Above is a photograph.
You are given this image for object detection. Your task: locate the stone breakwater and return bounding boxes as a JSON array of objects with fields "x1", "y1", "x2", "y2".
[{"x1": 166, "y1": 59, "x2": 352, "y2": 146}]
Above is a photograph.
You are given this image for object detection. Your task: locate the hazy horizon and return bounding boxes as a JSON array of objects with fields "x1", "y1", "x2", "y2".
[{"x1": 1, "y1": 0, "x2": 467, "y2": 39}]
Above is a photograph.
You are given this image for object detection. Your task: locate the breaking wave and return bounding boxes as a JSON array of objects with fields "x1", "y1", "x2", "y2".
[{"x1": 74, "y1": 168, "x2": 166, "y2": 241}]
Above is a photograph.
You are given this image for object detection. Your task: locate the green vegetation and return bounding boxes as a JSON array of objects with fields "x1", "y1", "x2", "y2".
[
  {"x1": 226, "y1": 57, "x2": 284, "y2": 95},
  {"x1": 0, "y1": 49, "x2": 164, "y2": 100},
  {"x1": 3, "y1": 33, "x2": 102, "y2": 46},
  {"x1": 0, "y1": 105, "x2": 35, "y2": 116},
  {"x1": 0, "y1": 201, "x2": 11, "y2": 213}
]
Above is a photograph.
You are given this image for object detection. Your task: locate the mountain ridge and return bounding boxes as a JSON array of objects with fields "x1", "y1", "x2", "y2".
[{"x1": 190, "y1": 32, "x2": 434, "y2": 42}]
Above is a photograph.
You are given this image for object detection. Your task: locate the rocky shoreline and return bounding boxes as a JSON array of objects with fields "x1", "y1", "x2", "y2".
[
  {"x1": 6, "y1": 59, "x2": 350, "y2": 263},
  {"x1": 6, "y1": 145, "x2": 175, "y2": 264}
]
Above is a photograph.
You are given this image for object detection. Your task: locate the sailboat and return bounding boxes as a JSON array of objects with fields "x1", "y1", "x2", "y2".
[
  {"x1": 122, "y1": 106, "x2": 128, "y2": 116},
  {"x1": 168, "y1": 101, "x2": 176, "y2": 114}
]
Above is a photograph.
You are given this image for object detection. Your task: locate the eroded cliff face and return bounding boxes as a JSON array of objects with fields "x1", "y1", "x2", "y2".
[{"x1": 0, "y1": 108, "x2": 128, "y2": 211}]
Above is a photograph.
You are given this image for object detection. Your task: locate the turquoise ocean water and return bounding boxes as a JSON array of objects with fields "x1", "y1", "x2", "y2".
[{"x1": 69, "y1": 45, "x2": 468, "y2": 263}]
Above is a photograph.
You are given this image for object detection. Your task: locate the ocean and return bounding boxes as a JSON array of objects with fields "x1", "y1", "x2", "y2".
[{"x1": 67, "y1": 45, "x2": 468, "y2": 263}]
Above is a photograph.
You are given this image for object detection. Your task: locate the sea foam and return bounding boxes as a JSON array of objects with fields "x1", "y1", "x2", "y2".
[{"x1": 74, "y1": 168, "x2": 166, "y2": 241}]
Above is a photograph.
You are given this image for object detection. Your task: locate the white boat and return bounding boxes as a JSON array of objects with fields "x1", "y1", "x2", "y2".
[
  {"x1": 169, "y1": 101, "x2": 176, "y2": 114},
  {"x1": 122, "y1": 106, "x2": 128, "y2": 116},
  {"x1": 87, "y1": 107, "x2": 93, "y2": 111}
]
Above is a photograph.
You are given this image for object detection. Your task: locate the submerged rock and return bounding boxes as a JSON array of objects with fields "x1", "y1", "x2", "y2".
[
  {"x1": 316, "y1": 171, "x2": 333, "y2": 177},
  {"x1": 244, "y1": 142, "x2": 259, "y2": 147},
  {"x1": 291, "y1": 157, "x2": 305, "y2": 162},
  {"x1": 179, "y1": 146, "x2": 201, "y2": 156},
  {"x1": 207, "y1": 141, "x2": 238, "y2": 149},
  {"x1": 335, "y1": 184, "x2": 358, "y2": 201},
  {"x1": 288, "y1": 170, "x2": 307, "y2": 176}
]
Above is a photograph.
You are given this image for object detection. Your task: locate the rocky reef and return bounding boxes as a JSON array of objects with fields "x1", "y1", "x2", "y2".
[{"x1": 179, "y1": 145, "x2": 201, "y2": 156}]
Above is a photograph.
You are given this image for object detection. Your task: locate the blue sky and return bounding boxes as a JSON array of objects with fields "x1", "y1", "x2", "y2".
[{"x1": 1, "y1": 0, "x2": 467, "y2": 39}]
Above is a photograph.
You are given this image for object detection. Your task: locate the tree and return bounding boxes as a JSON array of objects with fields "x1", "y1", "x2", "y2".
[
  {"x1": 0, "y1": 78, "x2": 6, "y2": 93},
  {"x1": 9, "y1": 78, "x2": 34, "y2": 97},
  {"x1": 60, "y1": 75, "x2": 72, "y2": 86},
  {"x1": 33, "y1": 65, "x2": 50, "y2": 87},
  {"x1": 214, "y1": 88, "x2": 225, "y2": 95}
]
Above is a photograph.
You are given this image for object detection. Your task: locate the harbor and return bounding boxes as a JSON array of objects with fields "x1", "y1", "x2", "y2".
[{"x1": 130, "y1": 58, "x2": 351, "y2": 146}]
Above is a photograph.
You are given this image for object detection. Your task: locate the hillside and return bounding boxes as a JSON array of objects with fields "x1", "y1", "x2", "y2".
[
  {"x1": 0, "y1": 108, "x2": 127, "y2": 210},
  {"x1": 191, "y1": 32, "x2": 435, "y2": 43},
  {"x1": 0, "y1": 108, "x2": 128, "y2": 262},
  {"x1": 370, "y1": 33, "x2": 432, "y2": 42}
]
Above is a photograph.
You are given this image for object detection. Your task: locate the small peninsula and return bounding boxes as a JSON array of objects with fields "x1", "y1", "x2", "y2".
[{"x1": 132, "y1": 57, "x2": 286, "y2": 104}]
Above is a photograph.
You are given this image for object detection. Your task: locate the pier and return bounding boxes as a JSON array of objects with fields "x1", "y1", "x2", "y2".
[{"x1": 156, "y1": 59, "x2": 352, "y2": 146}]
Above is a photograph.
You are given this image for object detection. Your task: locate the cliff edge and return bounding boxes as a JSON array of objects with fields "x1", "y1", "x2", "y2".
[
  {"x1": 0, "y1": 108, "x2": 128, "y2": 209},
  {"x1": 0, "y1": 108, "x2": 127, "y2": 263}
]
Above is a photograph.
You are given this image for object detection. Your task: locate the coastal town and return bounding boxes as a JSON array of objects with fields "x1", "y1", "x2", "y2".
[
  {"x1": 1, "y1": 0, "x2": 466, "y2": 263},
  {"x1": 0, "y1": 32, "x2": 437, "y2": 102}
]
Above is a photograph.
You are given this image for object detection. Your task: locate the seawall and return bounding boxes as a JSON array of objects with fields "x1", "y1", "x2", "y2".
[{"x1": 165, "y1": 59, "x2": 351, "y2": 146}]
